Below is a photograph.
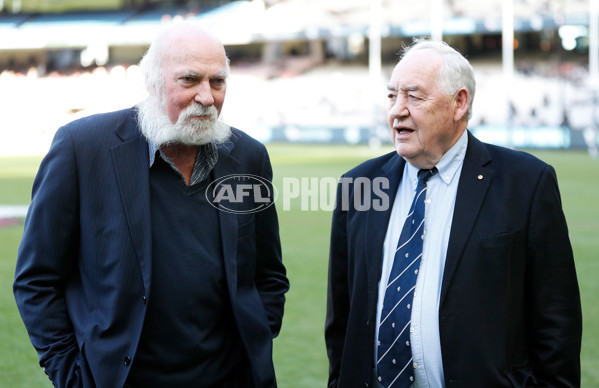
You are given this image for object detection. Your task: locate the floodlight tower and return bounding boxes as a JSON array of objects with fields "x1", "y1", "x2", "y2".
[
  {"x1": 590, "y1": 0, "x2": 599, "y2": 157},
  {"x1": 431, "y1": 0, "x2": 443, "y2": 41},
  {"x1": 369, "y1": 0, "x2": 382, "y2": 96},
  {"x1": 369, "y1": 0, "x2": 383, "y2": 148},
  {"x1": 503, "y1": 0, "x2": 515, "y2": 148}
]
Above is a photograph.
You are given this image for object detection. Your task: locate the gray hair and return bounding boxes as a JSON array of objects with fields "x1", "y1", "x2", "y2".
[
  {"x1": 401, "y1": 38, "x2": 476, "y2": 120},
  {"x1": 138, "y1": 22, "x2": 231, "y2": 97}
]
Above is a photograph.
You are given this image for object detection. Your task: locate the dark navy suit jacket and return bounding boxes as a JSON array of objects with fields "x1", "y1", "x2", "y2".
[
  {"x1": 325, "y1": 132, "x2": 582, "y2": 388},
  {"x1": 14, "y1": 107, "x2": 289, "y2": 388}
]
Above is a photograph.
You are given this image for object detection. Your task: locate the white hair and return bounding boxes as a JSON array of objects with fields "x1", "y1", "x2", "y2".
[{"x1": 401, "y1": 38, "x2": 476, "y2": 120}]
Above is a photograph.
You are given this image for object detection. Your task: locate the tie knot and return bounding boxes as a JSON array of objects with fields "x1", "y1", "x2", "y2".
[{"x1": 417, "y1": 167, "x2": 437, "y2": 183}]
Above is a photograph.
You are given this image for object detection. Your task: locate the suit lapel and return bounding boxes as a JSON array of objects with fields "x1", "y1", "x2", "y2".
[
  {"x1": 110, "y1": 109, "x2": 153, "y2": 293},
  {"x1": 365, "y1": 153, "x2": 405, "y2": 318},
  {"x1": 440, "y1": 133, "x2": 492, "y2": 305}
]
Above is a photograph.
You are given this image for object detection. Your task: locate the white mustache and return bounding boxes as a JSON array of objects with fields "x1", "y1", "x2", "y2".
[
  {"x1": 179, "y1": 104, "x2": 218, "y2": 123},
  {"x1": 138, "y1": 96, "x2": 231, "y2": 146}
]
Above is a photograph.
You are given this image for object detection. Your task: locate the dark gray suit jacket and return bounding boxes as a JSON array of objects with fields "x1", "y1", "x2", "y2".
[
  {"x1": 326, "y1": 131, "x2": 582, "y2": 388},
  {"x1": 14, "y1": 107, "x2": 289, "y2": 388}
]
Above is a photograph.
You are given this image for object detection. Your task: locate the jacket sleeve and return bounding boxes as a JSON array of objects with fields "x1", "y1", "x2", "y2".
[
  {"x1": 13, "y1": 126, "x2": 87, "y2": 388},
  {"x1": 527, "y1": 164, "x2": 582, "y2": 387},
  {"x1": 254, "y1": 148, "x2": 289, "y2": 337},
  {"x1": 324, "y1": 177, "x2": 351, "y2": 388}
]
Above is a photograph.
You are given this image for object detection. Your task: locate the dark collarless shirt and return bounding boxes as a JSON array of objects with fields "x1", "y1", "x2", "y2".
[{"x1": 126, "y1": 148, "x2": 249, "y2": 387}]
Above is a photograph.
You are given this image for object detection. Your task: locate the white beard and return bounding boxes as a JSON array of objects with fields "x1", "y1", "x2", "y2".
[{"x1": 137, "y1": 95, "x2": 231, "y2": 146}]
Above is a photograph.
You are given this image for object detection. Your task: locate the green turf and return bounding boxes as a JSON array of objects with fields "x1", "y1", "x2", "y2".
[
  {"x1": 1, "y1": 145, "x2": 597, "y2": 387},
  {"x1": 0, "y1": 156, "x2": 42, "y2": 204},
  {"x1": 5, "y1": 0, "x2": 122, "y2": 13},
  {"x1": 0, "y1": 155, "x2": 50, "y2": 386}
]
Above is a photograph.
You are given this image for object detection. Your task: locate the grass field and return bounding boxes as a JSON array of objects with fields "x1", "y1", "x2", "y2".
[{"x1": 1, "y1": 144, "x2": 598, "y2": 387}]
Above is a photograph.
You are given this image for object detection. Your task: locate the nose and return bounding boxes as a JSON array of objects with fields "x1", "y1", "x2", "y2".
[
  {"x1": 194, "y1": 81, "x2": 215, "y2": 106},
  {"x1": 388, "y1": 95, "x2": 408, "y2": 120}
]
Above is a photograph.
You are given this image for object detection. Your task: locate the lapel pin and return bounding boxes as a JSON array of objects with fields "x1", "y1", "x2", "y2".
[{"x1": 477, "y1": 174, "x2": 483, "y2": 180}]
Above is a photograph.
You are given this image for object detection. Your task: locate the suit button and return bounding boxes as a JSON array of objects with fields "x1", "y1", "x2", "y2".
[
  {"x1": 143, "y1": 296, "x2": 147, "y2": 304},
  {"x1": 124, "y1": 356, "x2": 131, "y2": 366}
]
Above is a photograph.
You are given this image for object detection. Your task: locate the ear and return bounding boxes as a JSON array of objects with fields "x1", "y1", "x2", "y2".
[{"x1": 453, "y1": 88, "x2": 470, "y2": 122}]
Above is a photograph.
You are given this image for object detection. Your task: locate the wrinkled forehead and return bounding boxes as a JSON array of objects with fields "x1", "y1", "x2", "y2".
[
  {"x1": 389, "y1": 49, "x2": 443, "y2": 88},
  {"x1": 168, "y1": 38, "x2": 225, "y2": 62}
]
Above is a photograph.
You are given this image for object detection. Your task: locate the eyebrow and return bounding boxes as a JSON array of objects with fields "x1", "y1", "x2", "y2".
[
  {"x1": 387, "y1": 84, "x2": 421, "y2": 92},
  {"x1": 180, "y1": 70, "x2": 200, "y2": 78},
  {"x1": 401, "y1": 85, "x2": 421, "y2": 92},
  {"x1": 212, "y1": 70, "x2": 228, "y2": 78},
  {"x1": 179, "y1": 70, "x2": 228, "y2": 79}
]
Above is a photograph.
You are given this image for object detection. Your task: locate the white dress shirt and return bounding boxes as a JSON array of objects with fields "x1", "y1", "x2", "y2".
[{"x1": 375, "y1": 131, "x2": 468, "y2": 387}]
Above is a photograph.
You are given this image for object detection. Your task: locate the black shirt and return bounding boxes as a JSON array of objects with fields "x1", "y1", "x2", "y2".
[{"x1": 126, "y1": 156, "x2": 249, "y2": 387}]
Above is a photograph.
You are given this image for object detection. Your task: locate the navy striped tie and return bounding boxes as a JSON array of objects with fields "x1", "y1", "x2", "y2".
[{"x1": 377, "y1": 168, "x2": 437, "y2": 388}]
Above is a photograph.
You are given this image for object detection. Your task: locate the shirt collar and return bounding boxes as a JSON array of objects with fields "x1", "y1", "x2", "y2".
[
  {"x1": 435, "y1": 129, "x2": 468, "y2": 185},
  {"x1": 147, "y1": 138, "x2": 219, "y2": 185},
  {"x1": 148, "y1": 138, "x2": 160, "y2": 168}
]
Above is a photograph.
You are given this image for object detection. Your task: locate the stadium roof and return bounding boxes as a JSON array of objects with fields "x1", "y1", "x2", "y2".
[{"x1": 0, "y1": 0, "x2": 592, "y2": 50}]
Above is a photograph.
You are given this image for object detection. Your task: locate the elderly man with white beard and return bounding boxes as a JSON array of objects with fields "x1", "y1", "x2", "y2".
[{"x1": 14, "y1": 22, "x2": 289, "y2": 388}]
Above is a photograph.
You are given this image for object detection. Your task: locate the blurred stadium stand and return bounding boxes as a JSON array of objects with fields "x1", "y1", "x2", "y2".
[{"x1": 0, "y1": 0, "x2": 596, "y2": 154}]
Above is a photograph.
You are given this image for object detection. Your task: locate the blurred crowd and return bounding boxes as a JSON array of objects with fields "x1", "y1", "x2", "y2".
[{"x1": 0, "y1": 53, "x2": 596, "y2": 156}]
